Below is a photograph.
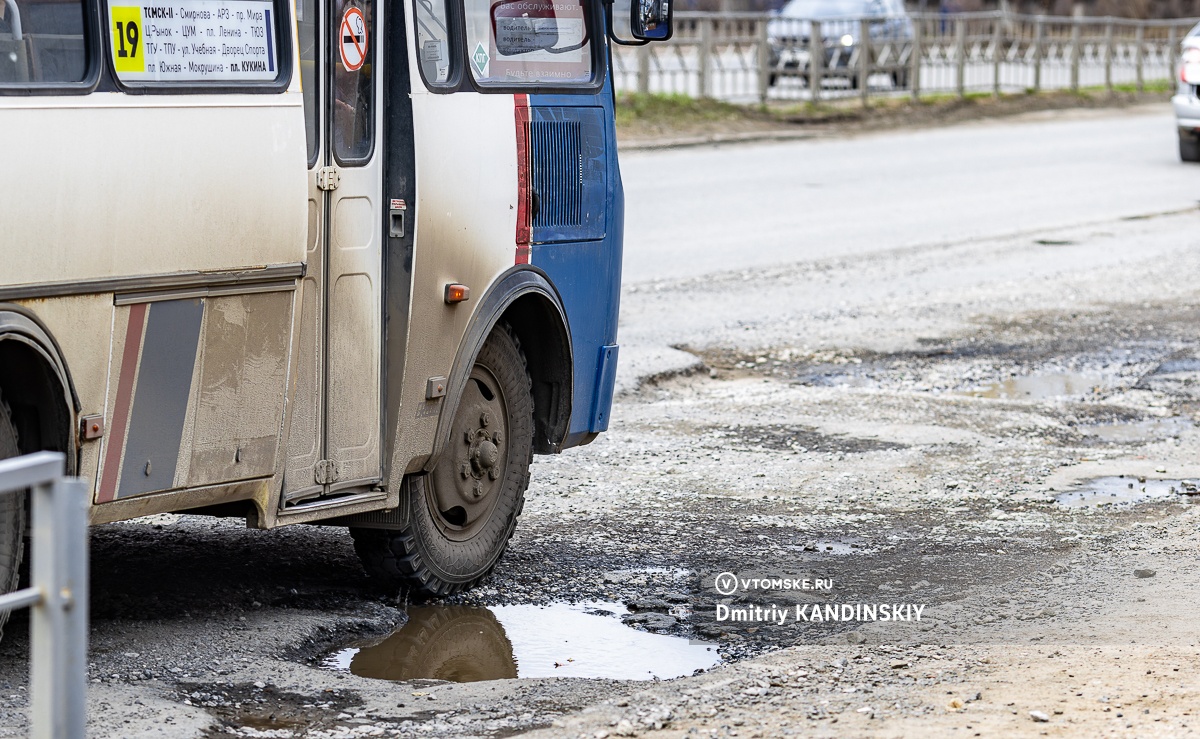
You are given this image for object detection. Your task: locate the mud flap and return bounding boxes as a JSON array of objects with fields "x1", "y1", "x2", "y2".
[{"x1": 589, "y1": 344, "x2": 618, "y2": 433}]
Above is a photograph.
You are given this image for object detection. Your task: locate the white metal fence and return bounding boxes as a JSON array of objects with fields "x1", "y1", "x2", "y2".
[
  {"x1": 0, "y1": 452, "x2": 88, "y2": 738},
  {"x1": 612, "y1": 11, "x2": 1198, "y2": 103}
]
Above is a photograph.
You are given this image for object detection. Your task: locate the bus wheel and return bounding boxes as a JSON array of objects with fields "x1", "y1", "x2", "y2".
[
  {"x1": 351, "y1": 324, "x2": 533, "y2": 596},
  {"x1": 0, "y1": 394, "x2": 27, "y2": 641}
]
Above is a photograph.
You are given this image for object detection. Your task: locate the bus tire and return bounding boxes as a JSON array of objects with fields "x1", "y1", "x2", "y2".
[
  {"x1": 0, "y1": 393, "x2": 26, "y2": 642},
  {"x1": 351, "y1": 323, "x2": 533, "y2": 596}
]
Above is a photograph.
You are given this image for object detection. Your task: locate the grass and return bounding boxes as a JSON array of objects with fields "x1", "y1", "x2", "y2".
[
  {"x1": 615, "y1": 83, "x2": 1177, "y2": 139},
  {"x1": 613, "y1": 92, "x2": 750, "y2": 128}
]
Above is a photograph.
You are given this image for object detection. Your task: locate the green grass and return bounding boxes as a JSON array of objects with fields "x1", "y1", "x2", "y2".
[
  {"x1": 1106, "y1": 79, "x2": 1175, "y2": 95},
  {"x1": 615, "y1": 83, "x2": 1176, "y2": 137},
  {"x1": 614, "y1": 92, "x2": 749, "y2": 128}
]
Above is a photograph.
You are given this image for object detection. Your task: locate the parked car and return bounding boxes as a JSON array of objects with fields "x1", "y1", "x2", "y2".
[
  {"x1": 1174, "y1": 22, "x2": 1200, "y2": 162},
  {"x1": 767, "y1": 0, "x2": 913, "y2": 88}
]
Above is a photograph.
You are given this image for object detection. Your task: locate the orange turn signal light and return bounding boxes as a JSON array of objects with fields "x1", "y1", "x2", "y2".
[{"x1": 444, "y1": 283, "x2": 470, "y2": 304}]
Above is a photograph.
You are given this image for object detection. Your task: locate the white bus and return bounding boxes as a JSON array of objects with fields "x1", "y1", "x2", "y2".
[{"x1": 0, "y1": 0, "x2": 673, "y2": 623}]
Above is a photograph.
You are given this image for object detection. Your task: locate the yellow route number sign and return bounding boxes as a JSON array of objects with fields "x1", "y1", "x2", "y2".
[{"x1": 111, "y1": 7, "x2": 145, "y2": 73}]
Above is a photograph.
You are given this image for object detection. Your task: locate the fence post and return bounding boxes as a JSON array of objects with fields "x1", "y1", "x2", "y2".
[
  {"x1": 756, "y1": 17, "x2": 770, "y2": 104},
  {"x1": 1033, "y1": 16, "x2": 1043, "y2": 92},
  {"x1": 910, "y1": 15, "x2": 922, "y2": 101},
  {"x1": 810, "y1": 19, "x2": 823, "y2": 103},
  {"x1": 1135, "y1": 23, "x2": 1144, "y2": 92},
  {"x1": 1104, "y1": 20, "x2": 1113, "y2": 95},
  {"x1": 637, "y1": 44, "x2": 650, "y2": 95},
  {"x1": 858, "y1": 17, "x2": 870, "y2": 107},
  {"x1": 1169, "y1": 25, "x2": 1180, "y2": 92},
  {"x1": 30, "y1": 473, "x2": 89, "y2": 739},
  {"x1": 992, "y1": 13, "x2": 1002, "y2": 97},
  {"x1": 955, "y1": 16, "x2": 965, "y2": 99},
  {"x1": 698, "y1": 15, "x2": 713, "y2": 98},
  {"x1": 1069, "y1": 17, "x2": 1081, "y2": 92}
]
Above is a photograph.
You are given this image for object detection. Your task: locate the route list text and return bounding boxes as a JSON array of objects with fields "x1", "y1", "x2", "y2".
[{"x1": 110, "y1": 0, "x2": 277, "y2": 82}]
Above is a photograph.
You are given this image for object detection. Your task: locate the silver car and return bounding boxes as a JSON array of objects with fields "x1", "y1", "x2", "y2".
[
  {"x1": 767, "y1": 0, "x2": 914, "y2": 89},
  {"x1": 1173, "y1": 22, "x2": 1200, "y2": 162}
]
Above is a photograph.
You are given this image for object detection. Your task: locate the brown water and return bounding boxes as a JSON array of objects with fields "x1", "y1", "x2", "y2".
[
  {"x1": 966, "y1": 371, "x2": 1103, "y2": 400},
  {"x1": 321, "y1": 602, "x2": 720, "y2": 682}
]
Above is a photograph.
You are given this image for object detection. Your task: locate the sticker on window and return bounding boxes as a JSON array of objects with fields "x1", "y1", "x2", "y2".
[
  {"x1": 109, "y1": 0, "x2": 278, "y2": 82},
  {"x1": 338, "y1": 6, "x2": 367, "y2": 72},
  {"x1": 465, "y1": 0, "x2": 591, "y2": 85}
]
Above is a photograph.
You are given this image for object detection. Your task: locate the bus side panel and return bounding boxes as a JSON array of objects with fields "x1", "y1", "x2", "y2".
[
  {"x1": 94, "y1": 292, "x2": 292, "y2": 503},
  {"x1": 1, "y1": 96, "x2": 307, "y2": 288},
  {"x1": 528, "y1": 84, "x2": 623, "y2": 447},
  {"x1": 10, "y1": 295, "x2": 115, "y2": 490},
  {"x1": 1, "y1": 93, "x2": 307, "y2": 511},
  {"x1": 387, "y1": 88, "x2": 522, "y2": 481}
]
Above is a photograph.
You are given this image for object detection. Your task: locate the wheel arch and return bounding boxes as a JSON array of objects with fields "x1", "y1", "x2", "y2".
[
  {"x1": 426, "y1": 267, "x2": 573, "y2": 472},
  {"x1": 0, "y1": 305, "x2": 80, "y2": 472}
]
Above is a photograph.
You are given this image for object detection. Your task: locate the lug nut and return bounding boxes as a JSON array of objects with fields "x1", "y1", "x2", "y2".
[
  {"x1": 480, "y1": 411, "x2": 491, "y2": 427},
  {"x1": 460, "y1": 462, "x2": 471, "y2": 479},
  {"x1": 473, "y1": 481, "x2": 484, "y2": 498},
  {"x1": 464, "y1": 430, "x2": 472, "y2": 444},
  {"x1": 488, "y1": 468, "x2": 500, "y2": 480}
]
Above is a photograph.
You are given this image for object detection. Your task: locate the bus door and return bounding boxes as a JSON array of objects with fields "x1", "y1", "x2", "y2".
[{"x1": 285, "y1": 0, "x2": 383, "y2": 504}]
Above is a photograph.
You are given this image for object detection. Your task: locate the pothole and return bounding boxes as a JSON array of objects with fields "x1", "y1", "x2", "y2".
[
  {"x1": 1079, "y1": 417, "x2": 1192, "y2": 443},
  {"x1": 320, "y1": 603, "x2": 720, "y2": 683},
  {"x1": 1055, "y1": 476, "x2": 1200, "y2": 508},
  {"x1": 718, "y1": 425, "x2": 907, "y2": 454},
  {"x1": 783, "y1": 539, "x2": 876, "y2": 555},
  {"x1": 963, "y1": 371, "x2": 1104, "y2": 400}
]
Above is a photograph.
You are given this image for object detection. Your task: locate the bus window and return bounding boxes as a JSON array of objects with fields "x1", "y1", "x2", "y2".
[
  {"x1": 332, "y1": 0, "x2": 372, "y2": 162},
  {"x1": 298, "y1": 0, "x2": 318, "y2": 163},
  {"x1": 414, "y1": 0, "x2": 453, "y2": 88},
  {"x1": 463, "y1": 0, "x2": 592, "y2": 87},
  {"x1": 0, "y1": 0, "x2": 88, "y2": 85}
]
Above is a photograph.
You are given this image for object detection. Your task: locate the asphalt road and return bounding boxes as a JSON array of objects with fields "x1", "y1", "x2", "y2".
[{"x1": 621, "y1": 105, "x2": 1192, "y2": 282}]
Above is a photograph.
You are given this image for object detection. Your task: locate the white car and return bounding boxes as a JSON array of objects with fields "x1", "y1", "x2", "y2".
[{"x1": 1173, "y1": 22, "x2": 1200, "y2": 162}]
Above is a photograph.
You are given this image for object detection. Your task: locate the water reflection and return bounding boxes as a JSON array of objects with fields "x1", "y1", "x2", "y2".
[
  {"x1": 322, "y1": 602, "x2": 720, "y2": 682},
  {"x1": 1055, "y1": 476, "x2": 1198, "y2": 508},
  {"x1": 344, "y1": 606, "x2": 516, "y2": 682},
  {"x1": 966, "y1": 371, "x2": 1102, "y2": 400}
]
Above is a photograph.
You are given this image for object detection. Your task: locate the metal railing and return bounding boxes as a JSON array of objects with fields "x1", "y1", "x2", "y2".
[
  {"x1": 612, "y1": 11, "x2": 1197, "y2": 103},
  {"x1": 0, "y1": 452, "x2": 88, "y2": 739}
]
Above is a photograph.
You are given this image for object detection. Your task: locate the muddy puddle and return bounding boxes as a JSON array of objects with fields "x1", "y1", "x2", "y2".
[
  {"x1": 965, "y1": 371, "x2": 1103, "y2": 400},
  {"x1": 321, "y1": 602, "x2": 719, "y2": 683},
  {"x1": 1055, "y1": 476, "x2": 1200, "y2": 508},
  {"x1": 1080, "y1": 417, "x2": 1192, "y2": 443},
  {"x1": 787, "y1": 539, "x2": 874, "y2": 555}
]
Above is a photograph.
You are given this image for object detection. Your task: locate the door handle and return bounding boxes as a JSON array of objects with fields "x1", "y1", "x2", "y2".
[{"x1": 389, "y1": 198, "x2": 407, "y2": 238}]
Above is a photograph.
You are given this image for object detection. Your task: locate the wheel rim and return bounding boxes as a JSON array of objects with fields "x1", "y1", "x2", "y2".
[{"x1": 426, "y1": 363, "x2": 510, "y2": 542}]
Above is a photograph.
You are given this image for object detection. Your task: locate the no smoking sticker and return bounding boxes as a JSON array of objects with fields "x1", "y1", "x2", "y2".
[{"x1": 339, "y1": 6, "x2": 367, "y2": 72}]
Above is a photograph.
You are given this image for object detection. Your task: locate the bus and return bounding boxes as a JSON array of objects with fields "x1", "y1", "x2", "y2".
[{"x1": 0, "y1": 0, "x2": 673, "y2": 624}]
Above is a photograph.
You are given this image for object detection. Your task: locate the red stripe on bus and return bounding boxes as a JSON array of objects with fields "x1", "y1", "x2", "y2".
[
  {"x1": 96, "y1": 302, "x2": 148, "y2": 504},
  {"x1": 514, "y1": 93, "x2": 532, "y2": 265}
]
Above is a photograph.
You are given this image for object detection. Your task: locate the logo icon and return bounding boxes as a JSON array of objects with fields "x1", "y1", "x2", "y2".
[
  {"x1": 472, "y1": 43, "x2": 489, "y2": 76},
  {"x1": 714, "y1": 572, "x2": 739, "y2": 595}
]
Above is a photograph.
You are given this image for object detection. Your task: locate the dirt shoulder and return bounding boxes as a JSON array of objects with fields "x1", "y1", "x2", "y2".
[
  {"x1": 616, "y1": 88, "x2": 1176, "y2": 149},
  {"x1": 529, "y1": 504, "x2": 1200, "y2": 738}
]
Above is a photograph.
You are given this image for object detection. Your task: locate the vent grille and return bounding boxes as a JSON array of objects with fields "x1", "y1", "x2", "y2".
[{"x1": 531, "y1": 120, "x2": 583, "y2": 229}]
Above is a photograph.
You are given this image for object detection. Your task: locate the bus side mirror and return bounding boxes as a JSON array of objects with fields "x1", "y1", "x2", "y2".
[{"x1": 608, "y1": 0, "x2": 672, "y2": 46}]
